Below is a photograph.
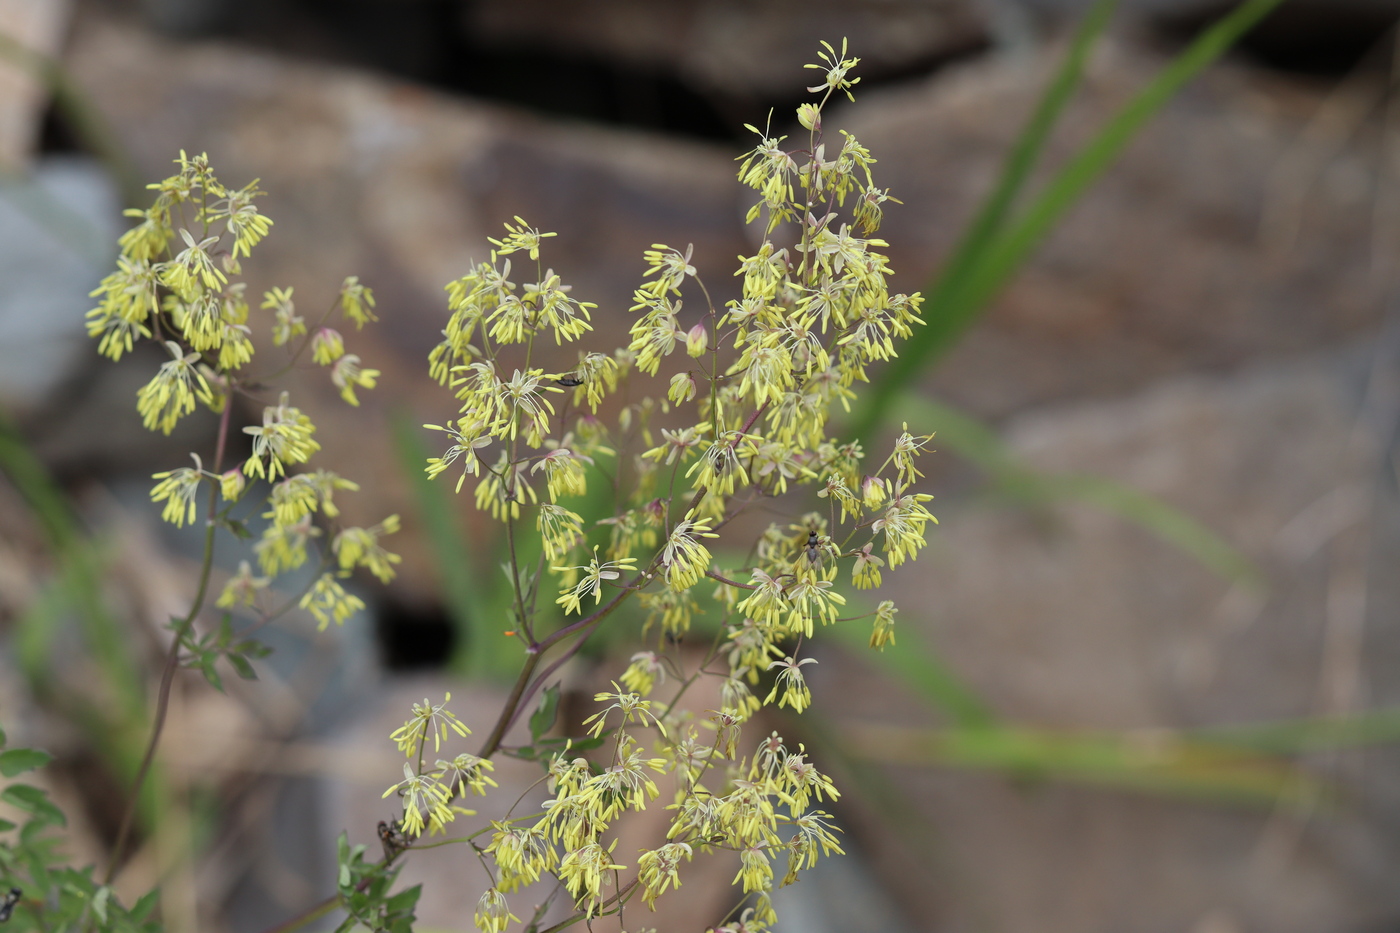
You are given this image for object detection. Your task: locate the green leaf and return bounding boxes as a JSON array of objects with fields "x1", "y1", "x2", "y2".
[
  {"x1": 91, "y1": 884, "x2": 111, "y2": 923},
  {"x1": 529, "y1": 685, "x2": 560, "y2": 742},
  {"x1": 0, "y1": 818, "x2": 14, "y2": 833},
  {"x1": 221, "y1": 517, "x2": 252, "y2": 540},
  {"x1": 0, "y1": 748, "x2": 53, "y2": 777},
  {"x1": 385, "y1": 884, "x2": 422, "y2": 913},
  {"x1": 130, "y1": 890, "x2": 159, "y2": 922},
  {"x1": 199, "y1": 655, "x2": 225, "y2": 694},
  {"x1": 237, "y1": 638, "x2": 273, "y2": 659},
  {"x1": 0, "y1": 785, "x2": 65, "y2": 826},
  {"x1": 555, "y1": 735, "x2": 605, "y2": 753},
  {"x1": 226, "y1": 653, "x2": 258, "y2": 681}
]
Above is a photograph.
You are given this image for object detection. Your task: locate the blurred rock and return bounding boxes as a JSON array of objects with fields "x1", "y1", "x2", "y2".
[
  {"x1": 835, "y1": 38, "x2": 1394, "y2": 419},
  {"x1": 827, "y1": 341, "x2": 1400, "y2": 932},
  {"x1": 0, "y1": 157, "x2": 117, "y2": 414},
  {"x1": 465, "y1": 0, "x2": 989, "y2": 100},
  {"x1": 0, "y1": 0, "x2": 71, "y2": 167}
]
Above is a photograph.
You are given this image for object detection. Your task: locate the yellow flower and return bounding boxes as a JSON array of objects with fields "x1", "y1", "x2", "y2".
[
  {"x1": 473, "y1": 888, "x2": 519, "y2": 933},
  {"x1": 557, "y1": 841, "x2": 625, "y2": 913},
  {"x1": 554, "y1": 548, "x2": 636, "y2": 615},
  {"x1": 254, "y1": 515, "x2": 320, "y2": 576},
  {"x1": 136, "y1": 341, "x2": 212, "y2": 435},
  {"x1": 537, "y1": 504, "x2": 584, "y2": 563},
  {"x1": 619, "y1": 651, "x2": 664, "y2": 697},
  {"x1": 332, "y1": 515, "x2": 402, "y2": 583},
  {"x1": 661, "y1": 516, "x2": 717, "y2": 590},
  {"x1": 686, "y1": 438, "x2": 749, "y2": 499},
  {"x1": 381, "y1": 762, "x2": 451, "y2": 838},
  {"x1": 487, "y1": 216, "x2": 555, "y2": 261},
  {"x1": 583, "y1": 684, "x2": 665, "y2": 739},
  {"x1": 870, "y1": 599, "x2": 897, "y2": 649},
  {"x1": 434, "y1": 752, "x2": 497, "y2": 797},
  {"x1": 734, "y1": 842, "x2": 773, "y2": 894},
  {"x1": 310, "y1": 328, "x2": 344, "y2": 366},
  {"x1": 212, "y1": 180, "x2": 273, "y2": 258},
  {"x1": 217, "y1": 323, "x2": 255, "y2": 370},
  {"x1": 243, "y1": 393, "x2": 320, "y2": 481},
  {"x1": 424, "y1": 417, "x2": 493, "y2": 492},
  {"x1": 330, "y1": 354, "x2": 379, "y2": 406},
  {"x1": 388, "y1": 694, "x2": 471, "y2": 758},
  {"x1": 216, "y1": 560, "x2": 269, "y2": 609},
  {"x1": 261, "y1": 286, "x2": 304, "y2": 346},
  {"x1": 161, "y1": 227, "x2": 226, "y2": 296},
  {"x1": 765, "y1": 656, "x2": 817, "y2": 713},
  {"x1": 339, "y1": 276, "x2": 377, "y2": 328},
  {"x1": 299, "y1": 573, "x2": 365, "y2": 629},
  {"x1": 149, "y1": 454, "x2": 205, "y2": 526},
  {"x1": 485, "y1": 822, "x2": 556, "y2": 892},
  {"x1": 531, "y1": 447, "x2": 590, "y2": 501},
  {"x1": 637, "y1": 842, "x2": 692, "y2": 909},
  {"x1": 219, "y1": 467, "x2": 246, "y2": 503}
]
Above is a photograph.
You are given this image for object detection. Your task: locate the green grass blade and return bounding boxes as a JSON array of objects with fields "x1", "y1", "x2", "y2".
[
  {"x1": 0, "y1": 416, "x2": 145, "y2": 707},
  {"x1": 852, "y1": 0, "x2": 1120, "y2": 440},
  {"x1": 841, "y1": 721, "x2": 1325, "y2": 807},
  {"x1": 389, "y1": 411, "x2": 515, "y2": 679},
  {"x1": 1189, "y1": 710, "x2": 1400, "y2": 755},
  {"x1": 945, "y1": 0, "x2": 1287, "y2": 338},
  {"x1": 852, "y1": 0, "x2": 1287, "y2": 441},
  {"x1": 827, "y1": 600, "x2": 997, "y2": 728},
  {"x1": 902, "y1": 395, "x2": 1262, "y2": 586},
  {"x1": 1031, "y1": 473, "x2": 1263, "y2": 587}
]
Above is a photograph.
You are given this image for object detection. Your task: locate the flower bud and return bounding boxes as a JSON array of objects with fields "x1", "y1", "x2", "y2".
[
  {"x1": 685, "y1": 322, "x2": 709, "y2": 358},
  {"x1": 797, "y1": 102, "x2": 821, "y2": 132},
  {"x1": 310, "y1": 327, "x2": 344, "y2": 365},
  {"x1": 669, "y1": 371, "x2": 697, "y2": 405},
  {"x1": 220, "y1": 467, "x2": 246, "y2": 502}
]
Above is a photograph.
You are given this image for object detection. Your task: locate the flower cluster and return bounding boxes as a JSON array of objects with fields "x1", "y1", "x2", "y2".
[
  {"x1": 398, "y1": 41, "x2": 939, "y2": 933},
  {"x1": 87, "y1": 152, "x2": 399, "y2": 630}
]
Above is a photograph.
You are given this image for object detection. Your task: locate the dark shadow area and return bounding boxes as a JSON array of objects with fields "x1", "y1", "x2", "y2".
[
  {"x1": 1157, "y1": 0, "x2": 1399, "y2": 77},
  {"x1": 123, "y1": 0, "x2": 990, "y2": 143},
  {"x1": 372, "y1": 597, "x2": 457, "y2": 670}
]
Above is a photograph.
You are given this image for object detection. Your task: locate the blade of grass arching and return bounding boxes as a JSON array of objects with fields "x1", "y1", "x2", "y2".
[
  {"x1": 389, "y1": 411, "x2": 514, "y2": 679},
  {"x1": 1030, "y1": 472, "x2": 1264, "y2": 587},
  {"x1": 826, "y1": 599, "x2": 997, "y2": 729},
  {"x1": 899, "y1": 395, "x2": 1263, "y2": 587},
  {"x1": 851, "y1": 0, "x2": 1286, "y2": 442},
  {"x1": 840, "y1": 721, "x2": 1324, "y2": 808},
  {"x1": 851, "y1": 0, "x2": 1120, "y2": 442},
  {"x1": 938, "y1": 0, "x2": 1287, "y2": 352},
  {"x1": 1189, "y1": 709, "x2": 1400, "y2": 755},
  {"x1": 0, "y1": 416, "x2": 145, "y2": 710},
  {"x1": 0, "y1": 417, "x2": 160, "y2": 822}
]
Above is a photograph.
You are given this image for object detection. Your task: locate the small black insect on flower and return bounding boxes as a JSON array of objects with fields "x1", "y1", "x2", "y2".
[
  {"x1": 0, "y1": 888, "x2": 21, "y2": 923},
  {"x1": 378, "y1": 819, "x2": 408, "y2": 862}
]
